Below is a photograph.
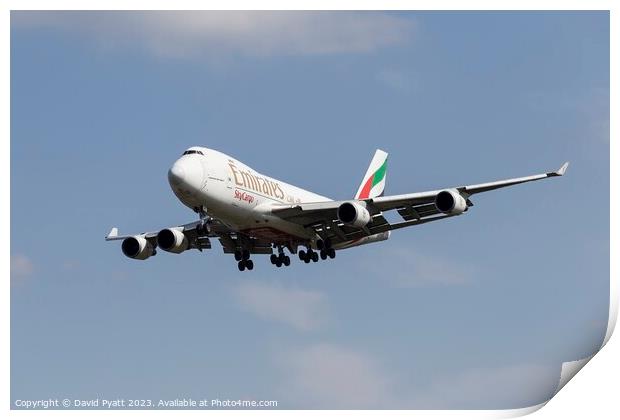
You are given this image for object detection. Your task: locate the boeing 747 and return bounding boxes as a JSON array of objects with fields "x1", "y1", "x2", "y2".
[{"x1": 106, "y1": 147, "x2": 568, "y2": 271}]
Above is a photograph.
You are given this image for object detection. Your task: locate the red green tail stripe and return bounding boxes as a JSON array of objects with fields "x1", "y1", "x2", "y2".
[{"x1": 358, "y1": 159, "x2": 387, "y2": 199}]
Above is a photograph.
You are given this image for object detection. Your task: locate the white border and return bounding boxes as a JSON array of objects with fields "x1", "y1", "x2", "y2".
[{"x1": 4, "y1": 1, "x2": 616, "y2": 419}]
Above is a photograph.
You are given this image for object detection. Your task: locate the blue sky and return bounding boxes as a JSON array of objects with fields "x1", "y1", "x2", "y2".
[{"x1": 10, "y1": 11, "x2": 609, "y2": 409}]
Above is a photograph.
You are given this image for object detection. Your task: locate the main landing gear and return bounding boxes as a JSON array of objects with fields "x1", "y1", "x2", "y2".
[
  {"x1": 270, "y1": 250, "x2": 291, "y2": 268},
  {"x1": 299, "y1": 249, "x2": 319, "y2": 263},
  {"x1": 320, "y1": 248, "x2": 336, "y2": 260},
  {"x1": 312, "y1": 238, "x2": 336, "y2": 262},
  {"x1": 299, "y1": 238, "x2": 336, "y2": 264},
  {"x1": 299, "y1": 239, "x2": 335, "y2": 264},
  {"x1": 234, "y1": 249, "x2": 254, "y2": 271},
  {"x1": 235, "y1": 240, "x2": 335, "y2": 271}
]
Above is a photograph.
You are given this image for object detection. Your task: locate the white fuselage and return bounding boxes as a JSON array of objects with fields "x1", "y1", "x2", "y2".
[{"x1": 168, "y1": 146, "x2": 330, "y2": 245}]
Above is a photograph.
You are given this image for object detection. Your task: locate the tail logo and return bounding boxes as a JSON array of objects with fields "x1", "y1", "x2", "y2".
[{"x1": 357, "y1": 158, "x2": 387, "y2": 199}]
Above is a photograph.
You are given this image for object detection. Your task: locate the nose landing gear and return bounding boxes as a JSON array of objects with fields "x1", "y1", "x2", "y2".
[{"x1": 194, "y1": 206, "x2": 212, "y2": 236}]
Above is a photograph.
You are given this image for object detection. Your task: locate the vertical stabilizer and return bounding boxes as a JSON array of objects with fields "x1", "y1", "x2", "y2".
[{"x1": 355, "y1": 149, "x2": 388, "y2": 199}]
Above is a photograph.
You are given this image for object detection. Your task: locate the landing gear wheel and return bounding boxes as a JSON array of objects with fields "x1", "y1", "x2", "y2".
[
  {"x1": 275, "y1": 259, "x2": 282, "y2": 268},
  {"x1": 311, "y1": 252, "x2": 319, "y2": 263},
  {"x1": 245, "y1": 259, "x2": 254, "y2": 270},
  {"x1": 324, "y1": 238, "x2": 332, "y2": 249},
  {"x1": 303, "y1": 254, "x2": 311, "y2": 263},
  {"x1": 242, "y1": 250, "x2": 251, "y2": 260},
  {"x1": 327, "y1": 248, "x2": 336, "y2": 259},
  {"x1": 234, "y1": 250, "x2": 243, "y2": 261},
  {"x1": 283, "y1": 255, "x2": 291, "y2": 266},
  {"x1": 237, "y1": 261, "x2": 246, "y2": 271},
  {"x1": 299, "y1": 250, "x2": 306, "y2": 260},
  {"x1": 320, "y1": 250, "x2": 327, "y2": 260},
  {"x1": 270, "y1": 254, "x2": 278, "y2": 265}
]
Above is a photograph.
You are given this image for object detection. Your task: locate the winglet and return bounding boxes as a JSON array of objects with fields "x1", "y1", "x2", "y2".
[
  {"x1": 556, "y1": 161, "x2": 570, "y2": 176},
  {"x1": 547, "y1": 162, "x2": 569, "y2": 177},
  {"x1": 105, "y1": 227, "x2": 119, "y2": 240}
]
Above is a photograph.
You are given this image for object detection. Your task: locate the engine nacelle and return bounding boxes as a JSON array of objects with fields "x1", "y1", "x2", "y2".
[
  {"x1": 434, "y1": 189, "x2": 468, "y2": 215},
  {"x1": 157, "y1": 228, "x2": 189, "y2": 253},
  {"x1": 121, "y1": 235, "x2": 155, "y2": 260},
  {"x1": 337, "y1": 201, "x2": 371, "y2": 228}
]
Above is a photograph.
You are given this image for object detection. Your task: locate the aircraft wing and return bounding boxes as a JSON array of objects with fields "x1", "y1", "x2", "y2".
[
  {"x1": 105, "y1": 218, "x2": 274, "y2": 255},
  {"x1": 271, "y1": 162, "x2": 569, "y2": 244}
]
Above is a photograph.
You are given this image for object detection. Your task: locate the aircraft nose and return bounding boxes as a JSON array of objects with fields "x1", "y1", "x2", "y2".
[
  {"x1": 168, "y1": 158, "x2": 204, "y2": 190},
  {"x1": 168, "y1": 162, "x2": 186, "y2": 185}
]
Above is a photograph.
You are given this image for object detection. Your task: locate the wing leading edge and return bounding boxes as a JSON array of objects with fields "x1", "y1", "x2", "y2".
[
  {"x1": 272, "y1": 161, "x2": 569, "y2": 244},
  {"x1": 104, "y1": 219, "x2": 277, "y2": 256}
]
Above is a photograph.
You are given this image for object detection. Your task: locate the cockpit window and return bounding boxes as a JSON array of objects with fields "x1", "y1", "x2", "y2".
[{"x1": 182, "y1": 150, "x2": 204, "y2": 156}]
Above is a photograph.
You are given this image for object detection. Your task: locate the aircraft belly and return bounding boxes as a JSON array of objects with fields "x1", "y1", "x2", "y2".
[{"x1": 211, "y1": 203, "x2": 312, "y2": 243}]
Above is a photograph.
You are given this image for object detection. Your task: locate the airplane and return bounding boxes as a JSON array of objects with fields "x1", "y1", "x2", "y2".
[{"x1": 105, "y1": 147, "x2": 569, "y2": 271}]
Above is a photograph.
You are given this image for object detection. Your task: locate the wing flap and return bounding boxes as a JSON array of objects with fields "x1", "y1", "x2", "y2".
[{"x1": 271, "y1": 161, "x2": 567, "y2": 247}]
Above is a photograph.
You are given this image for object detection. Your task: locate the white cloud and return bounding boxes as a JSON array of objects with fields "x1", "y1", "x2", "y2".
[
  {"x1": 275, "y1": 343, "x2": 561, "y2": 409},
  {"x1": 275, "y1": 343, "x2": 395, "y2": 408},
  {"x1": 13, "y1": 11, "x2": 414, "y2": 59},
  {"x1": 410, "y1": 364, "x2": 562, "y2": 409},
  {"x1": 364, "y1": 246, "x2": 477, "y2": 287},
  {"x1": 11, "y1": 254, "x2": 34, "y2": 278},
  {"x1": 233, "y1": 281, "x2": 328, "y2": 331}
]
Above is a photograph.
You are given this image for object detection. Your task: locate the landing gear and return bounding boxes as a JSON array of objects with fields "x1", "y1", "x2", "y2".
[
  {"x1": 194, "y1": 206, "x2": 212, "y2": 235},
  {"x1": 313, "y1": 238, "x2": 336, "y2": 261},
  {"x1": 317, "y1": 238, "x2": 332, "y2": 250},
  {"x1": 299, "y1": 248, "x2": 319, "y2": 263},
  {"x1": 270, "y1": 248, "x2": 291, "y2": 268},
  {"x1": 237, "y1": 258, "x2": 254, "y2": 271},
  {"x1": 236, "y1": 249, "x2": 254, "y2": 271}
]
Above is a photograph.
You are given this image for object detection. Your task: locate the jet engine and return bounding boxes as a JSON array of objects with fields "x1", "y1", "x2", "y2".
[
  {"x1": 434, "y1": 189, "x2": 468, "y2": 215},
  {"x1": 121, "y1": 236, "x2": 155, "y2": 260},
  {"x1": 337, "y1": 201, "x2": 371, "y2": 228},
  {"x1": 157, "y1": 228, "x2": 189, "y2": 253}
]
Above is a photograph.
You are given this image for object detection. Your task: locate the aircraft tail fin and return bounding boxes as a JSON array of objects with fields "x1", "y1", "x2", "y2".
[{"x1": 355, "y1": 149, "x2": 388, "y2": 199}]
